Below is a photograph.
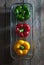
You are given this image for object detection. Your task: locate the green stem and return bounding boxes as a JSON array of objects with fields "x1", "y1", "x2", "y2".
[
  {"x1": 20, "y1": 29, "x2": 24, "y2": 32},
  {"x1": 20, "y1": 45, "x2": 25, "y2": 50}
]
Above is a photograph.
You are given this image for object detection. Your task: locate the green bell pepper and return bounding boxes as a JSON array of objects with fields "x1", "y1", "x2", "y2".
[{"x1": 14, "y1": 4, "x2": 30, "y2": 21}]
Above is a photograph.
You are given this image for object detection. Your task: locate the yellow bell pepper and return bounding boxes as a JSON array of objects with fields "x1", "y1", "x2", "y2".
[{"x1": 13, "y1": 40, "x2": 30, "y2": 56}]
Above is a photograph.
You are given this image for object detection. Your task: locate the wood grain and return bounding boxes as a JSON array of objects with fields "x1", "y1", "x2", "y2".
[{"x1": 0, "y1": 0, "x2": 44, "y2": 65}]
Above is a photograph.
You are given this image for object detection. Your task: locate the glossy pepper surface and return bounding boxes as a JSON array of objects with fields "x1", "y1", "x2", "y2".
[
  {"x1": 13, "y1": 40, "x2": 30, "y2": 56},
  {"x1": 15, "y1": 23, "x2": 30, "y2": 37},
  {"x1": 14, "y1": 4, "x2": 30, "y2": 21}
]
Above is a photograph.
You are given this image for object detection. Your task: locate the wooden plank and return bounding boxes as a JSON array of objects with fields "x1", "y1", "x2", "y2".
[{"x1": 0, "y1": 0, "x2": 5, "y2": 7}]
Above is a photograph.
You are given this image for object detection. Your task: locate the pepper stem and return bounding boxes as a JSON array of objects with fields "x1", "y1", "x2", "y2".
[
  {"x1": 20, "y1": 45, "x2": 25, "y2": 50},
  {"x1": 20, "y1": 29, "x2": 24, "y2": 32}
]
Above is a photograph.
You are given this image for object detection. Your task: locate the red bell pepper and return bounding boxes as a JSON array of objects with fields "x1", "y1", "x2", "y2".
[{"x1": 15, "y1": 23, "x2": 30, "y2": 37}]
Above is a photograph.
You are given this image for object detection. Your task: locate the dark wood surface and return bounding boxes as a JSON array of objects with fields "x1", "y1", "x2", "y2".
[{"x1": 0, "y1": 0, "x2": 44, "y2": 65}]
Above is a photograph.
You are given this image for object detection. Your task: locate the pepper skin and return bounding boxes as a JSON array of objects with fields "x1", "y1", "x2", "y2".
[
  {"x1": 13, "y1": 40, "x2": 30, "y2": 56},
  {"x1": 15, "y1": 23, "x2": 30, "y2": 37},
  {"x1": 14, "y1": 4, "x2": 30, "y2": 21}
]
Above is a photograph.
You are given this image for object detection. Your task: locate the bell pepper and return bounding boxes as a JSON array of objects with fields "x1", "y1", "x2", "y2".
[
  {"x1": 13, "y1": 40, "x2": 30, "y2": 56},
  {"x1": 14, "y1": 4, "x2": 30, "y2": 21},
  {"x1": 15, "y1": 23, "x2": 30, "y2": 37}
]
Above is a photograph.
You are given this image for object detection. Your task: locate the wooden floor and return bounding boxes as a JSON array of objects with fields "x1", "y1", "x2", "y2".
[{"x1": 0, "y1": 0, "x2": 44, "y2": 65}]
